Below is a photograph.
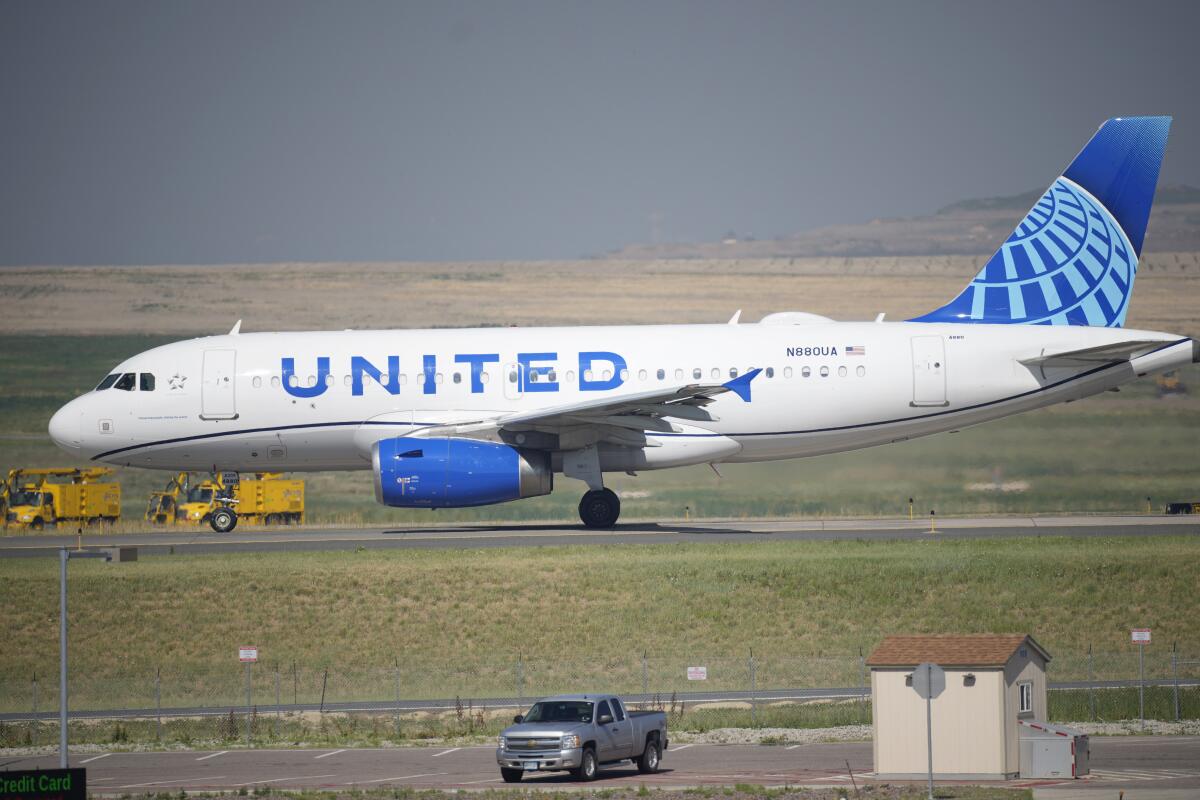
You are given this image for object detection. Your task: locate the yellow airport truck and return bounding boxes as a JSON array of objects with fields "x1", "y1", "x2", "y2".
[
  {"x1": 3, "y1": 468, "x2": 121, "y2": 530},
  {"x1": 168, "y1": 472, "x2": 304, "y2": 531},
  {"x1": 144, "y1": 472, "x2": 189, "y2": 525}
]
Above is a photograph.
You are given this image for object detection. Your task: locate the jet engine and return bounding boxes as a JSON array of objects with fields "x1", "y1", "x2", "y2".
[{"x1": 372, "y1": 437, "x2": 552, "y2": 508}]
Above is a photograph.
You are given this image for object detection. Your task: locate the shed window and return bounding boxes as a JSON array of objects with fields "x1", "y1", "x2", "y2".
[{"x1": 1018, "y1": 680, "x2": 1032, "y2": 713}]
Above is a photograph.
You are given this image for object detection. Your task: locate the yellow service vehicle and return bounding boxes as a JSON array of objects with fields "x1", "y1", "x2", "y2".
[
  {"x1": 3, "y1": 468, "x2": 121, "y2": 530},
  {"x1": 173, "y1": 472, "x2": 304, "y2": 532},
  {"x1": 144, "y1": 472, "x2": 190, "y2": 525}
]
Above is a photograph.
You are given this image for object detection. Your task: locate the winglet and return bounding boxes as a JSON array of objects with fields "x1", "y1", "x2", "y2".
[
  {"x1": 728, "y1": 310, "x2": 742, "y2": 325},
  {"x1": 229, "y1": 320, "x2": 242, "y2": 336},
  {"x1": 722, "y1": 367, "x2": 762, "y2": 402}
]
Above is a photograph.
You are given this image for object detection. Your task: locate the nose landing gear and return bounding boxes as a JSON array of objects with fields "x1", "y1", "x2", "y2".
[{"x1": 578, "y1": 488, "x2": 620, "y2": 528}]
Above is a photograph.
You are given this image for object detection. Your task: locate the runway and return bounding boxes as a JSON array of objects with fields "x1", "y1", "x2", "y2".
[
  {"x1": 0, "y1": 514, "x2": 1195, "y2": 557},
  {"x1": 4, "y1": 737, "x2": 1199, "y2": 793}
]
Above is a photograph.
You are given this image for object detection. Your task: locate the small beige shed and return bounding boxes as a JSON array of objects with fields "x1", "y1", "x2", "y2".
[{"x1": 868, "y1": 633, "x2": 1051, "y2": 780}]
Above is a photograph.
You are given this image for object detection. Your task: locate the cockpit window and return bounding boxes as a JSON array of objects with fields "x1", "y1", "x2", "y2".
[
  {"x1": 140, "y1": 373, "x2": 156, "y2": 391},
  {"x1": 113, "y1": 373, "x2": 136, "y2": 391},
  {"x1": 96, "y1": 374, "x2": 119, "y2": 391}
]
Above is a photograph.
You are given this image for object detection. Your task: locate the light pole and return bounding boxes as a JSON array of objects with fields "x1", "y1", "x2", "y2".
[{"x1": 60, "y1": 547, "x2": 127, "y2": 768}]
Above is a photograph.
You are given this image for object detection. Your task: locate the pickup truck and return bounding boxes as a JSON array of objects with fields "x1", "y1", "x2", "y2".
[{"x1": 496, "y1": 694, "x2": 668, "y2": 782}]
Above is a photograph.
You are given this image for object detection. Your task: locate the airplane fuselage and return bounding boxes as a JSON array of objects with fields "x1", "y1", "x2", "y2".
[{"x1": 48, "y1": 320, "x2": 1196, "y2": 474}]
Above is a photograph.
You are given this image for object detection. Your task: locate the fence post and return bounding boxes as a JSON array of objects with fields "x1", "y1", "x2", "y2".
[
  {"x1": 155, "y1": 667, "x2": 162, "y2": 743},
  {"x1": 859, "y1": 648, "x2": 867, "y2": 708},
  {"x1": 274, "y1": 665, "x2": 281, "y2": 739},
  {"x1": 1087, "y1": 644, "x2": 1095, "y2": 721},
  {"x1": 394, "y1": 659, "x2": 402, "y2": 739},
  {"x1": 642, "y1": 652, "x2": 648, "y2": 698},
  {"x1": 749, "y1": 649, "x2": 757, "y2": 728},
  {"x1": 292, "y1": 661, "x2": 298, "y2": 706},
  {"x1": 32, "y1": 673, "x2": 39, "y2": 747},
  {"x1": 1172, "y1": 642, "x2": 1180, "y2": 722},
  {"x1": 516, "y1": 654, "x2": 525, "y2": 707},
  {"x1": 319, "y1": 667, "x2": 328, "y2": 714}
]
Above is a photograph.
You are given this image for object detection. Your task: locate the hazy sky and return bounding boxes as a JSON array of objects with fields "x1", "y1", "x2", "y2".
[{"x1": 3, "y1": 1, "x2": 1198, "y2": 265}]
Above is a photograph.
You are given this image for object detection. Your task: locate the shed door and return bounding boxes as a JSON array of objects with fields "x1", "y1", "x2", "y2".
[
  {"x1": 910, "y1": 336, "x2": 947, "y2": 407},
  {"x1": 201, "y1": 349, "x2": 238, "y2": 420}
]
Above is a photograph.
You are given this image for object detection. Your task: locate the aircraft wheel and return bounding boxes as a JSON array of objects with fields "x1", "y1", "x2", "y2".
[
  {"x1": 578, "y1": 488, "x2": 620, "y2": 528},
  {"x1": 210, "y1": 508, "x2": 238, "y2": 533}
]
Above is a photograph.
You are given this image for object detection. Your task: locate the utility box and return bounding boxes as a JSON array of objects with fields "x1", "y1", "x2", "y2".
[{"x1": 1019, "y1": 720, "x2": 1088, "y2": 778}]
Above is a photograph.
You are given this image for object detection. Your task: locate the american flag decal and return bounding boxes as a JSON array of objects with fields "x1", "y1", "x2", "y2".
[{"x1": 846, "y1": 345, "x2": 866, "y2": 356}]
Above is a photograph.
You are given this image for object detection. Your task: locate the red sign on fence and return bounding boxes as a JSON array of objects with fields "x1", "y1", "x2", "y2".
[{"x1": 1130, "y1": 629, "x2": 1151, "y2": 645}]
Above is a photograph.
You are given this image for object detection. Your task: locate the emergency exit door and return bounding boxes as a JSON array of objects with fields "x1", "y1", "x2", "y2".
[
  {"x1": 201, "y1": 349, "x2": 238, "y2": 420},
  {"x1": 910, "y1": 336, "x2": 947, "y2": 407}
]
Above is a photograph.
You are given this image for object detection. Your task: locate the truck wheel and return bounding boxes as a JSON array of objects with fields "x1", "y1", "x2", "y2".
[
  {"x1": 578, "y1": 489, "x2": 620, "y2": 528},
  {"x1": 210, "y1": 508, "x2": 237, "y2": 533},
  {"x1": 500, "y1": 768, "x2": 522, "y2": 783},
  {"x1": 265, "y1": 513, "x2": 280, "y2": 526},
  {"x1": 636, "y1": 736, "x2": 661, "y2": 774},
  {"x1": 31, "y1": 518, "x2": 44, "y2": 531},
  {"x1": 571, "y1": 747, "x2": 598, "y2": 781}
]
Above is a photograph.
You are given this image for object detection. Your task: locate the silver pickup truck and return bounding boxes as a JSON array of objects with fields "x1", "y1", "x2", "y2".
[{"x1": 496, "y1": 694, "x2": 669, "y2": 782}]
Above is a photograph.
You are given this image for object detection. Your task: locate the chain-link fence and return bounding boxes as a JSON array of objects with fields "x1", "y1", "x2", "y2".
[{"x1": 1, "y1": 645, "x2": 1196, "y2": 749}]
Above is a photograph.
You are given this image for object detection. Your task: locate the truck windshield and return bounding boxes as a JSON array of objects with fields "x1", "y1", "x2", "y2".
[
  {"x1": 187, "y1": 487, "x2": 214, "y2": 503},
  {"x1": 10, "y1": 491, "x2": 44, "y2": 506},
  {"x1": 522, "y1": 701, "x2": 593, "y2": 723}
]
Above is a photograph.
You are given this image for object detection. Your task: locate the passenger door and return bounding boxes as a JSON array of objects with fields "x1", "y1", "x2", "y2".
[
  {"x1": 910, "y1": 336, "x2": 948, "y2": 407},
  {"x1": 608, "y1": 697, "x2": 635, "y2": 758},
  {"x1": 201, "y1": 349, "x2": 238, "y2": 420}
]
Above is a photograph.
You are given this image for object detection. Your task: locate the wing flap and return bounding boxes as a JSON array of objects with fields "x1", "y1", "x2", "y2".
[{"x1": 1019, "y1": 340, "x2": 1166, "y2": 367}]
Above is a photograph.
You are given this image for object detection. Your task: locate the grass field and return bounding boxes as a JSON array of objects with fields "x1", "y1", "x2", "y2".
[
  {"x1": 2, "y1": 335, "x2": 1199, "y2": 525},
  {"x1": 1, "y1": 537, "x2": 1196, "y2": 714}
]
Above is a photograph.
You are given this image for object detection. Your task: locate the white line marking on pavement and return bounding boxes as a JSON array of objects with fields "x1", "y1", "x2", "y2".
[
  {"x1": 89, "y1": 778, "x2": 115, "y2": 782},
  {"x1": 345, "y1": 772, "x2": 448, "y2": 786},
  {"x1": 785, "y1": 745, "x2": 802, "y2": 750},
  {"x1": 431, "y1": 748, "x2": 460, "y2": 757},
  {"x1": 119, "y1": 777, "x2": 225, "y2": 789},
  {"x1": 196, "y1": 750, "x2": 228, "y2": 761},
  {"x1": 230, "y1": 774, "x2": 335, "y2": 787},
  {"x1": 314, "y1": 749, "x2": 346, "y2": 759},
  {"x1": 80, "y1": 753, "x2": 112, "y2": 764},
  {"x1": 672, "y1": 744, "x2": 695, "y2": 751}
]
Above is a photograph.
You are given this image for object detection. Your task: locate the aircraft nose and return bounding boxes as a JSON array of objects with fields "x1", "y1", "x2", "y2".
[{"x1": 48, "y1": 402, "x2": 82, "y2": 455}]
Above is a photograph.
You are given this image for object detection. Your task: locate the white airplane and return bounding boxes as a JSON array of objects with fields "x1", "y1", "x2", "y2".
[{"x1": 49, "y1": 116, "x2": 1197, "y2": 531}]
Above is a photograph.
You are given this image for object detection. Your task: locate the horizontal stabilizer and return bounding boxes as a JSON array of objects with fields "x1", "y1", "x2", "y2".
[{"x1": 1019, "y1": 340, "x2": 1166, "y2": 367}]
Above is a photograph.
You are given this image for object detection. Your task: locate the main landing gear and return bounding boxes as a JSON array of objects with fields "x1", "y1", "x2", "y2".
[{"x1": 578, "y1": 488, "x2": 620, "y2": 528}]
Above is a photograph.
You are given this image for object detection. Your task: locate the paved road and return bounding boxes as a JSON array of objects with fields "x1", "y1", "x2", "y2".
[
  {"x1": 3, "y1": 737, "x2": 1198, "y2": 792},
  {"x1": 1, "y1": 515, "x2": 1196, "y2": 557}
]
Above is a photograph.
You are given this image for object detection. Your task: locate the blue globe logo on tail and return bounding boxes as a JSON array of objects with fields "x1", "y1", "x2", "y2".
[{"x1": 913, "y1": 116, "x2": 1171, "y2": 328}]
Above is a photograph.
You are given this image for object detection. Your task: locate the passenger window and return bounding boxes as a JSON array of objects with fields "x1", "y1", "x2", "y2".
[
  {"x1": 711, "y1": 368, "x2": 719, "y2": 379},
  {"x1": 783, "y1": 367, "x2": 794, "y2": 378},
  {"x1": 693, "y1": 368, "x2": 701, "y2": 379},
  {"x1": 508, "y1": 370, "x2": 518, "y2": 383},
  {"x1": 452, "y1": 372, "x2": 462, "y2": 384},
  {"x1": 548, "y1": 369, "x2": 558, "y2": 383},
  {"x1": 565, "y1": 370, "x2": 575, "y2": 383},
  {"x1": 656, "y1": 369, "x2": 665, "y2": 380},
  {"x1": 729, "y1": 367, "x2": 739, "y2": 378},
  {"x1": 611, "y1": 698, "x2": 626, "y2": 721},
  {"x1": 838, "y1": 366, "x2": 848, "y2": 377},
  {"x1": 766, "y1": 367, "x2": 775, "y2": 378},
  {"x1": 271, "y1": 376, "x2": 281, "y2": 388},
  {"x1": 139, "y1": 373, "x2": 155, "y2": 391},
  {"x1": 802, "y1": 366, "x2": 811, "y2": 378},
  {"x1": 857, "y1": 365, "x2": 866, "y2": 377},
  {"x1": 400, "y1": 374, "x2": 409, "y2": 385},
  {"x1": 95, "y1": 374, "x2": 119, "y2": 391},
  {"x1": 638, "y1": 369, "x2": 647, "y2": 381},
  {"x1": 619, "y1": 369, "x2": 628, "y2": 381},
  {"x1": 343, "y1": 375, "x2": 351, "y2": 387},
  {"x1": 596, "y1": 700, "x2": 613, "y2": 721},
  {"x1": 253, "y1": 376, "x2": 263, "y2": 389},
  {"x1": 820, "y1": 366, "x2": 830, "y2": 377},
  {"x1": 674, "y1": 368, "x2": 683, "y2": 380},
  {"x1": 114, "y1": 373, "x2": 136, "y2": 391}
]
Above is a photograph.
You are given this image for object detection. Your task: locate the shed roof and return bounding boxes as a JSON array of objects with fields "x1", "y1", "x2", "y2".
[{"x1": 866, "y1": 634, "x2": 1051, "y2": 668}]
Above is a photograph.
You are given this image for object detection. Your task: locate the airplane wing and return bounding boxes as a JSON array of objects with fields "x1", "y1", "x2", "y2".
[
  {"x1": 409, "y1": 369, "x2": 762, "y2": 450},
  {"x1": 1019, "y1": 340, "x2": 1167, "y2": 367}
]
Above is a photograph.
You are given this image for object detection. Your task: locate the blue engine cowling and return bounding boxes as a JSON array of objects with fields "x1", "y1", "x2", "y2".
[{"x1": 372, "y1": 437, "x2": 553, "y2": 508}]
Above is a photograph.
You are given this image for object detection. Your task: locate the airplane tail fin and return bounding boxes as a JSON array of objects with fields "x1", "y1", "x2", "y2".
[{"x1": 911, "y1": 116, "x2": 1171, "y2": 327}]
